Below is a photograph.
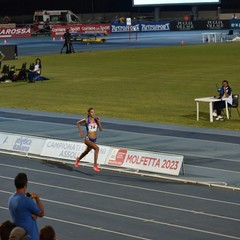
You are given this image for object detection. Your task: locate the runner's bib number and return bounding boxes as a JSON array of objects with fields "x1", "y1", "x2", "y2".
[{"x1": 88, "y1": 123, "x2": 98, "y2": 132}]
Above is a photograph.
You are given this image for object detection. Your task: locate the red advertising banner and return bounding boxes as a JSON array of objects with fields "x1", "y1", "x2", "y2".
[
  {"x1": 0, "y1": 27, "x2": 31, "y2": 38},
  {"x1": 51, "y1": 24, "x2": 111, "y2": 36}
]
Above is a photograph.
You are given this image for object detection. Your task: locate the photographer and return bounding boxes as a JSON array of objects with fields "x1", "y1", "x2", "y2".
[
  {"x1": 60, "y1": 28, "x2": 74, "y2": 54},
  {"x1": 8, "y1": 173, "x2": 44, "y2": 240}
]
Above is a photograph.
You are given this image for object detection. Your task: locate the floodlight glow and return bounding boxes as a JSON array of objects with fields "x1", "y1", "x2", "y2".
[{"x1": 133, "y1": 0, "x2": 220, "y2": 6}]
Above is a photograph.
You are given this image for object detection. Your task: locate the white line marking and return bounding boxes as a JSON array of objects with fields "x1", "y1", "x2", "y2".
[
  {"x1": 44, "y1": 216, "x2": 152, "y2": 240},
  {"x1": 0, "y1": 204, "x2": 151, "y2": 240},
  {"x1": 1, "y1": 177, "x2": 239, "y2": 223},
  {"x1": 181, "y1": 153, "x2": 240, "y2": 163},
  {"x1": 187, "y1": 164, "x2": 240, "y2": 174},
  {"x1": 1, "y1": 116, "x2": 240, "y2": 148},
  {"x1": 0, "y1": 197, "x2": 239, "y2": 240},
  {"x1": 0, "y1": 163, "x2": 239, "y2": 207}
]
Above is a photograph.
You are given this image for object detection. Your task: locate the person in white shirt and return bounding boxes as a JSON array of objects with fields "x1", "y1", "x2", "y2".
[{"x1": 34, "y1": 58, "x2": 42, "y2": 75}]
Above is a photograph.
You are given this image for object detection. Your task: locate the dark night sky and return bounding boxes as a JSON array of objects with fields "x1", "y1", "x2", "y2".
[{"x1": 0, "y1": 0, "x2": 240, "y2": 15}]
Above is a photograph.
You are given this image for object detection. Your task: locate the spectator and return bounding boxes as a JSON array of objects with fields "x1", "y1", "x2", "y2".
[
  {"x1": 33, "y1": 20, "x2": 39, "y2": 33},
  {"x1": 8, "y1": 173, "x2": 45, "y2": 240},
  {"x1": 0, "y1": 50, "x2": 5, "y2": 69},
  {"x1": 0, "y1": 220, "x2": 16, "y2": 240},
  {"x1": 28, "y1": 58, "x2": 41, "y2": 82},
  {"x1": 39, "y1": 226, "x2": 56, "y2": 240},
  {"x1": 9, "y1": 227, "x2": 28, "y2": 240},
  {"x1": 213, "y1": 80, "x2": 233, "y2": 121},
  {"x1": 44, "y1": 19, "x2": 51, "y2": 31},
  {"x1": 34, "y1": 58, "x2": 42, "y2": 75}
]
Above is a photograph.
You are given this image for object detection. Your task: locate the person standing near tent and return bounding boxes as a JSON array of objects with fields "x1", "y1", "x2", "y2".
[{"x1": 75, "y1": 108, "x2": 103, "y2": 172}]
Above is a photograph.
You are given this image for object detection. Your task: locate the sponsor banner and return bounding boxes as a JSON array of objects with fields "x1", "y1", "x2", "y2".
[
  {"x1": 0, "y1": 27, "x2": 31, "y2": 38},
  {"x1": 81, "y1": 24, "x2": 111, "y2": 34},
  {"x1": 0, "y1": 132, "x2": 15, "y2": 151},
  {"x1": 111, "y1": 24, "x2": 140, "y2": 33},
  {"x1": 106, "y1": 148, "x2": 183, "y2": 176},
  {"x1": 141, "y1": 22, "x2": 170, "y2": 32},
  {"x1": 0, "y1": 132, "x2": 45, "y2": 154},
  {"x1": 205, "y1": 20, "x2": 230, "y2": 30},
  {"x1": 171, "y1": 20, "x2": 230, "y2": 31},
  {"x1": 11, "y1": 136, "x2": 45, "y2": 154},
  {"x1": 51, "y1": 24, "x2": 111, "y2": 36},
  {"x1": 40, "y1": 139, "x2": 110, "y2": 165},
  {"x1": 111, "y1": 22, "x2": 170, "y2": 33},
  {"x1": 230, "y1": 20, "x2": 240, "y2": 29},
  {"x1": 171, "y1": 21, "x2": 195, "y2": 31}
]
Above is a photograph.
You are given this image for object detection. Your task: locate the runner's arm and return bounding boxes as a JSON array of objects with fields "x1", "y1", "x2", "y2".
[
  {"x1": 96, "y1": 116, "x2": 103, "y2": 131},
  {"x1": 77, "y1": 118, "x2": 86, "y2": 137}
]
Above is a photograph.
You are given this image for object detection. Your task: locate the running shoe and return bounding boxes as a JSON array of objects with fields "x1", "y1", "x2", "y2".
[
  {"x1": 216, "y1": 115, "x2": 223, "y2": 121},
  {"x1": 93, "y1": 165, "x2": 101, "y2": 172},
  {"x1": 75, "y1": 157, "x2": 80, "y2": 168},
  {"x1": 212, "y1": 112, "x2": 217, "y2": 117}
]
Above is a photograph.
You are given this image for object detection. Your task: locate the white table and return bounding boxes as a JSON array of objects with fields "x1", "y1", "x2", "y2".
[
  {"x1": 202, "y1": 33, "x2": 223, "y2": 43},
  {"x1": 194, "y1": 97, "x2": 229, "y2": 122}
]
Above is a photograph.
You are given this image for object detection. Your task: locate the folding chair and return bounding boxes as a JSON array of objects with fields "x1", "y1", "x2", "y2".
[
  {"x1": 2, "y1": 64, "x2": 9, "y2": 75},
  {"x1": 229, "y1": 94, "x2": 240, "y2": 118},
  {"x1": 226, "y1": 29, "x2": 234, "y2": 40}
]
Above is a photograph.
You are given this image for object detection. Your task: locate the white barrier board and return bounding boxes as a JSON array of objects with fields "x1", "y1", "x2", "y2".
[
  {"x1": 41, "y1": 139, "x2": 110, "y2": 165},
  {"x1": 0, "y1": 132, "x2": 16, "y2": 151},
  {"x1": 1, "y1": 132, "x2": 184, "y2": 176},
  {"x1": 0, "y1": 132, "x2": 45, "y2": 155},
  {"x1": 106, "y1": 148, "x2": 183, "y2": 176}
]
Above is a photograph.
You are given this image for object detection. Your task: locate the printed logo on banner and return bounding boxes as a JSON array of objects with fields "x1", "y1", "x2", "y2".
[
  {"x1": 206, "y1": 20, "x2": 224, "y2": 30},
  {"x1": 141, "y1": 23, "x2": 170, "y2": 31},
  {"x1": 0, "y1": 133, "x2": 45, "y2": 154},
  {"x1": 106, "y1": 148, "x2": 184, "y2": 176},
  {"x1": 12, "y1": 137, "x2": 32, "y2": 153},
  {"x1": 176, "y1": 21, "x2": 194, "y2": 31},
  {"x1": 231, "y1": 20, "x2": 240, "y2": 29},
  {"x1": 41, "y1": 139, "x2": 110, "y2": 164},
  {"x1": 108, "y1": 149, "x2": 128, "y2": 166},
  {"x1": 52, "y1": 24, "x2": 111, "y2": 36},
  {"x1": 0, "y1": 136, "x2": 10, "y2": 150},
  {"x1": 0, "y1": 27, "x2": 31, "y2": 38},
  {"x1": 111, "y1": 24, "x2": 140, "y2": 33}
]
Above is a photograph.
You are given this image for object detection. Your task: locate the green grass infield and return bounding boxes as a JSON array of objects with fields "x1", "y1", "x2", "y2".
[{"x1": 1, "y1": 43, "x2": 240, "y2": 130}]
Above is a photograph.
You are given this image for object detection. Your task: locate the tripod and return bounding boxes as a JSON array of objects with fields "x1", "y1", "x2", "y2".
[{"x1": 60, "y1": 38, "x2": 75, "y2": 54}]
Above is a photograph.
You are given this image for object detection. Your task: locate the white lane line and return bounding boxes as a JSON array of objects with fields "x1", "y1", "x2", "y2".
[
  {"x1": 105, "y1": 128, "x2": 240, "y2": 146},
  {"x1": 1, "y1": 176, "x2": 239, "y2": 223},
  {"x1": 44, "y1": 216, "x2": 152, "y2": 240},
  {"x1": 180, "y1": 153, "x2": 240, "y2": 164},
  {"x1": 0, "y1": 163, "x2": 239, "y2": 206},
  {"x1": 0, "y1": 205, "x2": 151, "y2": 240},
  {"x1": 0, "y1": 197, "x2": 239, "y2": 240},
  {"x1": 187, "y1": 164, "x2": 240, "y2": 174},
  {"x1": 1, "y1": 116, "x2": 240, "y2": 148}
]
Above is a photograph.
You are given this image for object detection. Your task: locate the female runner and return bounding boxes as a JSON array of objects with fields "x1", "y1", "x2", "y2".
[{"x1": 75, "y1": 108, "x2": 103, "y2": 172}]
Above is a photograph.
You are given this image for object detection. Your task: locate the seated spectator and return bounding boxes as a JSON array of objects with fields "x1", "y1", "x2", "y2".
[
  {"x1": 213, "y1": 80, "x2": 233, "y2": 121},
  {"x1": 34, "y1": 58, "x2": 42, "y2": 75},
  {"x1": 17, "y1": 62, "x2": 28, "y2": 81},
  {"x1": 28, "y1": 58, "x2": 48, "y2": 82},
  {"x1": 9, "y1": 227, "x2": 28, "y2": 240},
  {"x1": 0, "y1": 220, "x2": 16, "y2": 240},
  {"x1": 8, "y1": 66, "x2": 18, "y2": 82},
  {"x1": 39, "y1": 225, "x2": 56, "y2": 240},
  {"x1": 28, "y1": 63, "x2": 36, "y2": 83}
]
